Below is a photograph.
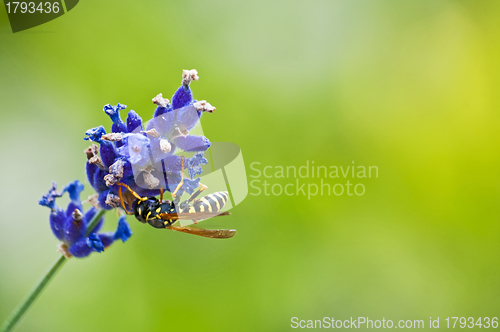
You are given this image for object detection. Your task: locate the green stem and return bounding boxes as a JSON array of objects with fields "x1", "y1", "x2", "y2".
[
  {"x1": 0, "y1": 255, "x2": 67, "y2": 332},
  {"x1": 0, "y1": 209, "x2": 107, "y2": 332},
  {"x1": 85, "y1": 209, "x2": 107, "y2": 237}
]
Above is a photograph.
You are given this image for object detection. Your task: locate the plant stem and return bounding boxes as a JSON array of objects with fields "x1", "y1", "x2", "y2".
[
  {"x1": 86, "y1": 209, "x2": 107, "y2": 237},
  {"x1": 0, "y1": 255, "x2": 67, "y2": 332},
  {"x1": 0, "y1": 209, "x2": 107, "y2": 332}
]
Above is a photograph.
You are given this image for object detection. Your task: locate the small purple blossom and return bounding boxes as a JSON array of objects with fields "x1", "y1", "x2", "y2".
[
  {"x1": 104, "y1": 103, "x2": 128, "y2": 134},
  {"x1": 187, "y1": 152, "x2": 208, "y2": 179},
  {"x1": 39, "y1": 180, "x2": 132, "y2": 258},
  {"x1": 84, "y1": 126, "x2": 107, "y2": 144}
]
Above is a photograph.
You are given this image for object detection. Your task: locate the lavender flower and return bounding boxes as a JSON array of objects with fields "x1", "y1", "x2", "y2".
[
  {"x1": 14, "y1": 69, "x2": 225, "y2": 332},
  {"x1": 84, "y1": 69, "x2": 215, "y2": 210},
  {"x1": 39, "y1": 180, "x2": 132, "y2": 258}
]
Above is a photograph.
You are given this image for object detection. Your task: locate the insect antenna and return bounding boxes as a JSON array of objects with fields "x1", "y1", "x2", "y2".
[{"x1": 170, "y1": 156, "x2": 187, "y2": 199}]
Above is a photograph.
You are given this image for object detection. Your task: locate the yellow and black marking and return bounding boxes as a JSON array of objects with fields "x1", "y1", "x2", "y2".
[
  {"x1": 188, "y1": 191, "x2": 229, "y2": 213},
  {"x1": 132, "y1": 196, "x2": 177, "y2": 228},
  {"x1": 115, "y1": 182, "x2": 235, "y2": 239}
]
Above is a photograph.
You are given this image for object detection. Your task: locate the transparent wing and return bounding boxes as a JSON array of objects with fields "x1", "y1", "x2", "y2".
[{"x1": 159, "y1": 211, "x2": 230, "y2": 221}]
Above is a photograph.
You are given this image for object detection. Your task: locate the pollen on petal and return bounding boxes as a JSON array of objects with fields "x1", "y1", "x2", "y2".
[
  {"x1": 97, "y1": 190, "x2": 115, "y2": 210},
  {"x1": 105, "y1": 192, "x2": 121, "y2": 208},
  {"x1": 138, "y1": 165, "x2": 161, "y2": 189},
  {"x1": 101, "y1": 133, "x2": 123, "y2": 142},
  {"x1": 104, "y1": 159, "x2": 126, "y2": 186},
  {"x1": 85, "y1": 145, "x2": 106, "y2": 170},
  {"x1": 72, "y1": 209, "x2": 83, "y2": 221},
  {"x1": 193, "y1": 100, "x2": 216, "y2": 113},
  {"x1": 57, "y1": 243, "x2": 72, "y2": 259},
  {"x1": 64, "y1": 208, "x2": 86, "y2": 246},
  {"x1": 159, "y1": 139, "x2": 172, "y2": 153},
  {"x1": 84, "y1": 144, "x2": 99, "y2": 160},
  {"x1": 88, "y1": 155, "x2": 106, "y2": 170},
  {"x1": 142, "y1": 128, "x2": 160, "y2": 138},
  {"x1": 152, "y1": 93, "x2": 170, "y2": 108},
  {"x1": 182, "y1": 69, "x2": 199, "y2": 86},
  {"x1": 87, "y1": 194, "x2": 101, "y2": 209}
]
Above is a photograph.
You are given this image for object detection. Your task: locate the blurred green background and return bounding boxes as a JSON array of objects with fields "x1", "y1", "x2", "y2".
[{"x1": 1, "y1": 1, "x2": 500, "y2": 331}]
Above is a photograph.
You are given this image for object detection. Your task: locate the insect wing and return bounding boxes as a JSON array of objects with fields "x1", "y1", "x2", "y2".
[
  {"x1": 167, "y1": 226, "x2": 236, "y2": 239},
  {"x1": 159, "y1": 211, "x2": 230, "y2": 221}
]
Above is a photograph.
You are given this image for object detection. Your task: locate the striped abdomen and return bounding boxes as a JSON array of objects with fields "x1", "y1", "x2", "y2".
[{"x1": 188, "y1": 191, "x2": 229, "y2": 213}]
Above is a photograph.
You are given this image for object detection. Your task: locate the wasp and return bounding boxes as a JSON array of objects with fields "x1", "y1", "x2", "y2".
[{"x1": 116, "y1": 158, "x2": 235, "y2": 239}]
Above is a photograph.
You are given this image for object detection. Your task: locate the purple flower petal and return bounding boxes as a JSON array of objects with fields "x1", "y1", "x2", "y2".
[
  {"x1": 87, "y1": 233, "x2": 105, "y2": 253},
  {"x1": 183, "y1": 177, "x2": 201, "y2": 195},
  {"x1": 126, "y1": 110, "x2": 143, "y2": 133},
  {"x1": 172, "y1": 86, "x2": 193, "y2": 110},
  {"x1": 84, "y1": 126, "x2": 107, "y2": 144},
  {"x1": 114, "y1": 216, "x2": 132, "y2": 242},
  {"x1": 68, "y1": 237, "x2": 94, "y2": 258},
  {"x1": 63, "y1": 210, "x2": 86, "y2": 246},
  {"x1": 86, "y1": 162, "x2": 98, "y2": 188},
  {"x1": 172, "y1": 135, "x2": 211, "y2": 152},
  {"x1": 98, "y1": 233, "x2": 115, "y2": 248},
  {"x1": 100, "y1": 142, "x2": 118, "y2": 168},
  {"x1": 147, "y1": 111, "x2": 176, "y2": 136},
  {"x1": 39, "y1": 182, "x2": 62, "y2": 210},
  {"x1": 176, "y1": 104, "x2": 201, "y2": 132},
  {"x1": 93, "y1": 168, "x2": 108, "y2": 193},
  {"x1": 154, "y1": 104, "x2": 172, "y2": 117},
  {"x1": 104, "y1": 104, "x2": 128, "y2": 133},
  {"x1": 162, "y1": 155, "x2": 183, "y2": 173},
  {"x1": 49, "y1": 207, "x2": 66, "y2": 241},
  {"x1": 117, "y1": 133, "x2": 151, "y2": 168},
  {"x1": 187, "y1": 152, "x2": 208, "y2": 178}
]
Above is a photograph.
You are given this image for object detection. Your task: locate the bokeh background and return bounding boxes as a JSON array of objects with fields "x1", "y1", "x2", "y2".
[{"x1": 1, "y1": 1, "x2": 500, "y2": 331}]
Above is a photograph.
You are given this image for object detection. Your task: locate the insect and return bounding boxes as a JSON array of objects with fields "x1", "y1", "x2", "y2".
[{"x1": 116, "y1": 158, "x2": 236, "y2": 239}]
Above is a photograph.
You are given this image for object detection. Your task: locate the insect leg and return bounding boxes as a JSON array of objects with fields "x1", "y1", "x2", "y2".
[
  {"x1": 116, "y1": 182, "x2": 148, "y2": 202},
  {"x1": 118, "y1": 186, "x2": 135, "y2": 215},
  {"x1": 178, "y1": 183, "x2": 207, "y2": 213},
  {"x1": 171, "y1": 156, "x2": 185, "y2": 198},
  {"x1": 185, "y1": 183, "x2": 207, "y2": 205}
]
